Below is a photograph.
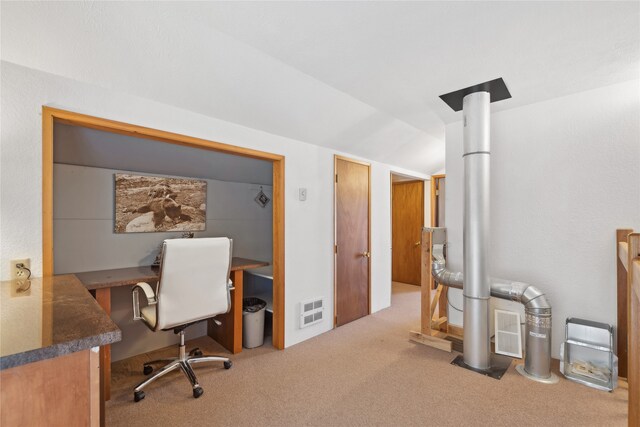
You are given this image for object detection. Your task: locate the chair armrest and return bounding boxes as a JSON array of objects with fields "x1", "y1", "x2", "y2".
[{"x1": 132, "y1": 282, "x2": 157, "y2": 321}]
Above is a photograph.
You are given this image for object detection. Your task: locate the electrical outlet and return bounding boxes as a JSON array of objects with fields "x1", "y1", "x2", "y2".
[{"x1": 11, "y1": 258, "x2": 30, "y2": 280}]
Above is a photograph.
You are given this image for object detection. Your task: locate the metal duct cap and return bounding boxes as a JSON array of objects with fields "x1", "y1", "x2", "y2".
[{"x1": 439, "y1": 78, "x2": 512, "y2": 112}]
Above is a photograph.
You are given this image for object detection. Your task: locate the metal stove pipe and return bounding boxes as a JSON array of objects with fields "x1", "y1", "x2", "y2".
[
  {"x1": 434, "y1": 78, "x2": 556, "y2": 383},
  {"x1": 462, "y1": 91, "x2": 492, "y2": 370}
]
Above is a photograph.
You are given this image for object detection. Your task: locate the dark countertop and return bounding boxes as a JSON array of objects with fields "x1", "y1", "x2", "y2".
[
  {"x1": 75, "y1": 258, "x2": 270, "y2": 290},
  {"x1": 0, "y1": 274, "x2": 121, "y2": 370},
  {"x1": 75, "y1": 265, "x2": 160, "y2": 290}
]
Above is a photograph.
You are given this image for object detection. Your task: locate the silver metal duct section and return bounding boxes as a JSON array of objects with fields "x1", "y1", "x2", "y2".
[
  {"x1": 431, "y1": 83, "x2": 556, "y2": 383},
  {"x1": 462, "y1": 91, "x2": 492, "y2": 370},
  {"x1": 490, "y1": 279, "x2": 553, "y2": 381},
  {"x1": 431, "y1": 236, "x2": 555, "y2": 382}
]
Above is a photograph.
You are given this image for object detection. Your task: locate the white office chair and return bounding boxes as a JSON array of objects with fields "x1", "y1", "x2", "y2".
[{"x1": 131, "y1": 237, "x2": 234, "y2": 402}]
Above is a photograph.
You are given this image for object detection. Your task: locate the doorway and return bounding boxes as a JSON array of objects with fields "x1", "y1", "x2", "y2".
[
  {"x1": 391, "y1": 178, "x2": 424, "y2": 285},
  {"x1": 334, "y1": 155, "x2": 370, "y2": 327},
  {"x1": 42, "y1": 107, "x2": 285, "y2": 350}
]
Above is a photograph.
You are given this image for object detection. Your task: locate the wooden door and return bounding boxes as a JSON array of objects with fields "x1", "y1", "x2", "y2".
[
  {"x1": 392, "y1": 181, "x2": 424, "y2": 285},
  {"x1": 335, "y1": 157, "x2": 370, "y2": 327}
]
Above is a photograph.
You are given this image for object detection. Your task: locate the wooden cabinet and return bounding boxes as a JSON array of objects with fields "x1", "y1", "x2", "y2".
[{"x1": 0, "y1": 348, "x2": 100, "y2": 427}]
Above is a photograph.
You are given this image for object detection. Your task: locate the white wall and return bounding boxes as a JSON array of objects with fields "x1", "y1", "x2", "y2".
[
  {"x1": 0, "y1": 61, "x2": 431, "y2": 349},
  {"x1": 444, "y1": 80, "x2": 640, "y2": 357},
  {"x1": 53, "y1": 163, "x2": 273, "y2": 361}
]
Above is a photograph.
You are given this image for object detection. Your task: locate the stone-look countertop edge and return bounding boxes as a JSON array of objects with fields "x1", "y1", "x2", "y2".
[
  {"x1": 0, "y1": 274, "x2": 123, "y2": 371},
  {"x1": 0, "y1": 328, "x2": 121, "y2": 371}
]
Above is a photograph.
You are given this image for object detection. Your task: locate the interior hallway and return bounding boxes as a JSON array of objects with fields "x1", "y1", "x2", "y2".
[{"x1": 108, "y1": 282, "x2": 627, "y2": 426}]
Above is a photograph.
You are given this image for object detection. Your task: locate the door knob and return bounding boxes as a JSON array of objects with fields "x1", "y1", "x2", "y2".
[
  {"x1": 414, "y1": 241, "x2": 421, "y2": 246},
  {"x1": 361, "y1": 251, "x2": 370, "y2": 258}
]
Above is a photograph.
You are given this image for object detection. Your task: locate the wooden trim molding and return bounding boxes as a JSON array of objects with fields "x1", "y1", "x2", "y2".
[
  {"x1": 430, "y1": 174, "x2": 445, "y2": 295},
  {"x1": 428, "y1": 175, "x2": 449, "y2": 332},
  {"x1": 42, "y1": 111, "x2": 54, "y2": 277},
  {"x1": 617, "y1": 228, "x2": 633, "y2": 378},
  {"x1": 271, "y1": 158, "x2": 285, "y2": 349},
  {"x1": 334, "y1": 154, "x2": 371, "y2": 167},
  {"x1": 41, "y1": 106, "x2": 285, "y2": 350},
  {"x1": 430, "y1": 174, "x2": 445, "y2": 228},
  {"x1": 368, "y1": 161, "x2": 371, "y2": 313},
  {"x1": 627, "y1": 233, "x2": 640, "y2": 426}
]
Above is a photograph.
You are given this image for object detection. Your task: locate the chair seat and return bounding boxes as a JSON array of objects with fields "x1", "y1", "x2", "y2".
[{"x1": 141, "y1": 306, "x2": 157, "y2": 328}]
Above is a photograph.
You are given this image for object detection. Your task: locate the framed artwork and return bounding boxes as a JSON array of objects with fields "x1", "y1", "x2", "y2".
[{"x1": 114, "y1": 173, "x2": 207, "y2": 233}]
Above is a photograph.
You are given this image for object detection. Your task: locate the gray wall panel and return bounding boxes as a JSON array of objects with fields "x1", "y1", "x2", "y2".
[{"x1": 53, "y1": 163, "x2": 272, "y2": 360}]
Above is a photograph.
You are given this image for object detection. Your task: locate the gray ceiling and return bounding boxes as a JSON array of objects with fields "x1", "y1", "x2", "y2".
[{"x1": 53, "y1": 124, "x2": 273, "y2": 185}]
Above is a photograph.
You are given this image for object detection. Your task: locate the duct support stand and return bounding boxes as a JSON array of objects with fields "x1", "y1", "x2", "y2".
[
  {"x1": 515, "y1": 364, "x2": 560, "y2": 384},
  {"x1": 451, "y1": 353, "x2": 512, "y2": 380}
]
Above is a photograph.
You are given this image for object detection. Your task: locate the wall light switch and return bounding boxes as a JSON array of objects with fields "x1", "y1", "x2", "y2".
[{"x1": 298, "y1": 188, "x2": 307, "y2": 201}]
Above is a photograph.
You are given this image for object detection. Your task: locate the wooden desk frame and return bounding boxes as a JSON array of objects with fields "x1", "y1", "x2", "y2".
[
  {"x1": 80, "y1": 259, "x2": 266, "y2": 403},
  {"x1": 42, "y1": 107, "x2": 285, "y2": 407}
]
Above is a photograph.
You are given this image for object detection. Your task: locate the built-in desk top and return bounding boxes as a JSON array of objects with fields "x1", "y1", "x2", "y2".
[
  {"x1": 0, "y1": 275, "x2": 121, "y2": 370},
  {"x1": 75, "y1": 257, "x2": 270, "y2": 290}
]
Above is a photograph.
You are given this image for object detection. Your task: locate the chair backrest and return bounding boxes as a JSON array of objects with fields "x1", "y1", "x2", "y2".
[{"x1": 155, "y1": 237, "x2": 232, "y2": 330}]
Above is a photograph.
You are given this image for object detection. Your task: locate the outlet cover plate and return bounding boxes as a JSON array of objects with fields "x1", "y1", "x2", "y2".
[{"x1": 10, "y1": 258, "x2": 30, "y2": 280}]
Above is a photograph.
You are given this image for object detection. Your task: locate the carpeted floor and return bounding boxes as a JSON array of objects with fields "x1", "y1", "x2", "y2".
[{"x1": 108, "y1": 282, "x2": 627, "y2": 426}]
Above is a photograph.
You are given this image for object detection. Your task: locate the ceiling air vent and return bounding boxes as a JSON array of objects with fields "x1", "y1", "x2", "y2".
[
  {"x1": 300, "y1": 297, "x2": 324, "y2": 329},
  {"x1": 494, "y1": 309, "x2": 523, "y2": 358}
]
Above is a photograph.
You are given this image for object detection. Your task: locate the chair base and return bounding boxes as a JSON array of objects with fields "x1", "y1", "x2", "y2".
[{"x1": 133, "y1": 331, "x2": 232, "y2": 401}]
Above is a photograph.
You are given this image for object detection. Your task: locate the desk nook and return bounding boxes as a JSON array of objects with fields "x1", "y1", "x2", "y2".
[
  {"x1": 38, "y1": 108, "x2": 285, "y2": 422},
  {"x1": 75, "y1": 257, "x2": 268, "y2": 401}
]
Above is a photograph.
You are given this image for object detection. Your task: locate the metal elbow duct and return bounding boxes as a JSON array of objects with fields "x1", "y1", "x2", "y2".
[
  {"x1": 431, "y1": 244, "x2": 463, "y2": 288},
  {"x1": 429, "y1": 237, "x2": 556, "y2": 383},
  {"x1": 489, "y1": 278, "x2": 554, "y2": 382}
]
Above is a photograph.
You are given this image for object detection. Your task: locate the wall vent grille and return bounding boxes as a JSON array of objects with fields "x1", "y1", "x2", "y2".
[
  {"x1": 494, "y1": 309, "x2": 523, "y2": 358},
  {"x1": 300, "y1": 297, "x2": 324, "y2": 328}
]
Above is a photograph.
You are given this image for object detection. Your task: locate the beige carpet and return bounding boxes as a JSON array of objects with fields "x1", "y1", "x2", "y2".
[{"x1": 108, "y1": 282, "x2": 627, "y2": 426}]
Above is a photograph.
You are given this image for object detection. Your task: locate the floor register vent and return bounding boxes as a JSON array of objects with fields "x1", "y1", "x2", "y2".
[{"x1": 300, "y1": 297, "x2": 325, "y2": 328}]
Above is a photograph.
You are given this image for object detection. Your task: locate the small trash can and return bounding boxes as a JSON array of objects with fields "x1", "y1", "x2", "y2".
[{"x1": 242, "y1": 297, "x2": 267, "y2": 348}]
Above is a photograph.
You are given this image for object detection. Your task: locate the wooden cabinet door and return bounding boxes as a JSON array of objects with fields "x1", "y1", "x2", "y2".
[
  {"x1": 392, "y1": 181, "x2": 424, "y2": 285},
  {"x1": 335, "y1": 157, "x2": 370, "y2": 327}
]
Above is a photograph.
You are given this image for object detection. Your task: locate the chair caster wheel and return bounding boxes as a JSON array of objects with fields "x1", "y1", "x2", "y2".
[
  {"x1": 143, "y1": 365, "x2": 153, "y2": 375},
  {"x1": 189, "y1": 348, "x2": 203, "y2": 357},
  {"x1": 134, "y1": 390, "x2": 145, "y2": 402},
  {"x1": 224, "y1": 360, "x2": 232, "y2": 369},
  {"x1": 193, "y1": 386, "x2": 204, "y2": 399}
]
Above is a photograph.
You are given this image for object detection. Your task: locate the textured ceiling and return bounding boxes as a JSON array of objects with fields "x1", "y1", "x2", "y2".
[
  {"x1": 206, "y1": 1, "x2": 640, "y2": 125},
  {"x1": 2, "y1": 1, "x2": 638, "y2": 175}
]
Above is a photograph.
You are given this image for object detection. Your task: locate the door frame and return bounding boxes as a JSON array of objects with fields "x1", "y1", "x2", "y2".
[
  {"x1": 389, "y1": 172, "x2": 426, "y2": 287},
  {"x1": 333, "y1": 155, "x2": 371, "y2": 327},
  {"x1": 430, "y1": 174, "x2": 446, "y2": 227},
  {"x1": 42, "y1": 106, "x2": 286, "y2": 350},
  {"x1": 429, "y1": 173, "x2": 447, "y2": 324}
]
